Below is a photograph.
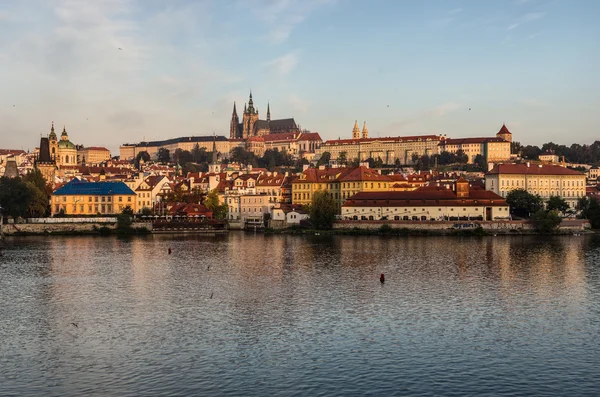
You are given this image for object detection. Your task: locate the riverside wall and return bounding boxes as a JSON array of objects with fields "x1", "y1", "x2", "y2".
[
  {"x1": 332, "y1": 220, "x2": 590, "y2": 232},
  {"x1": 0, "y1": 222, "x2": 152, "y2": 236}
]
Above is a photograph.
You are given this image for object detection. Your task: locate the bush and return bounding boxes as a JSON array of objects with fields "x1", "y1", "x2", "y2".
[
  {"x1": 379, "y1": 224, "x2": 393, "y2": 234},
  {"x1": 530, "y1": 209, "x2": 561, "y2": 234}
]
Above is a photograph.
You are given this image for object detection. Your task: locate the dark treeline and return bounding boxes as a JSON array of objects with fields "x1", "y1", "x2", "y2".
[
  {"x1": 0, "y1": 170, "x2": 51, "y2": 219},
  {"x1": 513, "y1": 141, "x2": 600, "y2": 164}
]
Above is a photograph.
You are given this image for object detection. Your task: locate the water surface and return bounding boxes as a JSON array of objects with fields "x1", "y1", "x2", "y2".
[{"x1": 1, "y1": 234, "x2": 599, "y2": 396}]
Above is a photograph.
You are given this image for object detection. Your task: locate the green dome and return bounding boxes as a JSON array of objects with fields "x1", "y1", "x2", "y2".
[{"x1": 58, "y1": 140, "x2": 76, "y2": 149}]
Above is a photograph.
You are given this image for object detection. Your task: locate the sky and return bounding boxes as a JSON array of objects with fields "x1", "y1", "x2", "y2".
[{"x1": 0, "y1": 0, "x2": 599, "y2": 154}]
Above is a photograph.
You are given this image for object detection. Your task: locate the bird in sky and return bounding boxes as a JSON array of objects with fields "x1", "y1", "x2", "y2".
[
  {"x1": 118, "y1": 47, "x2": 122, "y2": 51},
  {"x1": 71, "y1": 322, "x2": 78, "y2": 328}
]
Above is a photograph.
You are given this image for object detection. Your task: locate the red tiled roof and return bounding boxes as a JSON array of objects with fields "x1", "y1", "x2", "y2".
[
  {"x1": 440, "y1": 137, "x2": 507, "y2": 145},
  {"x1": 297, "y1": 132, "x2": 322, "y2": 141},
  {"x1": 323, "y1": 135, "x2": 442, "y2": 145},
  {"x1": 338, "y1": 166, "x2": 391, "y2": 182},
  {"x1": 83, "y1": 147, "x2": 110, "y2": 151},
  {"x1": 486, "y1": 163, "x2": 585, "y2": 176},
  {"x1": 343, "y1": 186, "x2": 506, "y2": 207},
  {"x1": 497, "y1": 124, "x2": 512, "y2": 135},
  {"x1": 0, "y1": 149, "x2": 26, "y2": 156}
]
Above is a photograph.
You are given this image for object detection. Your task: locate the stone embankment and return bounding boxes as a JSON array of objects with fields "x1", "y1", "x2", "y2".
[
  {"x1": 333, "y1": 219, "x2": 590, "y2": 233},
  {"x1": 1, "y1": 222, "x2": 152, "y2": 236}
]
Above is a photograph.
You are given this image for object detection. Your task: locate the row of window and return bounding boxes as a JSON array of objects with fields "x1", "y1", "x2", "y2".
[{"x1": 58, "y1": 196, "x2": 132, "y2": 203}]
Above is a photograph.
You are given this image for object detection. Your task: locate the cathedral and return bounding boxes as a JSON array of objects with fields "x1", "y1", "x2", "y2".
[{"x1": 229, "y1": 91, "x2": 299, "y2": 139}]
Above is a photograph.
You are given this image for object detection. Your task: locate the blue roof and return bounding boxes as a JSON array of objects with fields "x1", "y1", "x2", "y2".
[{"x1": 53, "y1": 179, "x2": 136, "y2": 196}]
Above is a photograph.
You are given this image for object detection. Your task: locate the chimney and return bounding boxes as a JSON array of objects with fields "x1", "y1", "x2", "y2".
[{"x1": 526, "y1": 162, "x2": 530, "y2": 167}]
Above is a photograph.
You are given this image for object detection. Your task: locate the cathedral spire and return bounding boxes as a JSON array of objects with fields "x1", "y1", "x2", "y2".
[
  {"x1": 267, "y1": 102, "x2": 271, "y2": 122},
  {"x1": 232, "y1": 101, "x2": 237, "y2": 116},
  {"x1": 244, "y1": 102, "x2": 247, "y2": 113},
  {"x1": 247, "y1": 90, "x2": 255, "y2": 114},
  {"x1": 352, "y1": 120, "x2": 360, "y2": 139},
  {"x1": 362, "y1": 121, "x2": 369, "y2": 139}
]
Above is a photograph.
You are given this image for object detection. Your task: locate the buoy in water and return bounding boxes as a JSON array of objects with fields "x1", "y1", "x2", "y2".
[
  {"x1": 168, "y1": 247, "x2": 172, "y2": 255},
  {"x1": 380, "y1": 273, "x2": 385, "y2": 283}
]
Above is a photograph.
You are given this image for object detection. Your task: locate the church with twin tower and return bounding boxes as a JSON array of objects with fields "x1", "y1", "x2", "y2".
[{"x1": 229, "y1": 91, "x2": 299, "y2": 139}]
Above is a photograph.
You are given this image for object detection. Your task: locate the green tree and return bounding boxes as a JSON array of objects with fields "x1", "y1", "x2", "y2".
[
  {"x1": 134, "y1": 151, "x2": 150, "y2": 169},
  {"x1": 580, "y1": 197, "x2": 600, "y2": 229},
  {"x1": 456, "y1": 149, "x2": 468, "y2": 165},
  {"x1": 338, "y1": 151, "x2": 348, "y2": 166},
  {"x1": 546, "y1": 196, "x2": 569, "y2": 214},
  {"x1": 474, "y1": 154, "x2": 487, "y2": 171},
  {"x1": 0, "y1": 177, "x2": 32, "y2": 219},
  {"x1": 122, "y1": 205, "x2": 134, "y2": 217},
  {"x1": 24, "y1": 181, "x2": 49, "y2": 217},
  {"x1": 309, "y1": 189, "x2": 337, "y2": 230},
  {"x1": 157, "y1": 148, "x2": 170, "y2": 163},
  {"x1": 317, "y1": 152, "x2": 331, "y2": 167},
  {"x1": 530, "y1": 209, "x2": 562, "y2": 234},
  {"x1": 140, "y1": 207, "x2": 153, "y2": 216},
  {"x1": 22, "y1": 169, "x2": 50, "y2": 217},
  {"x1": 506, "y1": 189, "x2": 543, "y2": 218},
  {"x1": 203, "y1": 189, "x2": 228, "y2": 219}
]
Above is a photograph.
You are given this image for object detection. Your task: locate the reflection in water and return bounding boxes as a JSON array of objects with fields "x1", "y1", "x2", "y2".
[{"x1": 1, "y1": 234, "x2": 599, "y2": 396}]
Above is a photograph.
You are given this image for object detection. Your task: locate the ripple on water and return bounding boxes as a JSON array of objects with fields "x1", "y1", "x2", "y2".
[{"x1": 1, "y1": 234, "x2": 600, "y2": 396}]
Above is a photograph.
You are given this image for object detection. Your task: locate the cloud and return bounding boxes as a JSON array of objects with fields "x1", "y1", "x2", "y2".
[
  {"x1": 247, "y1": 0, "x2": 334, "y2": 44},
  {"x1": 265, "y1": 52, "x2": 299, "y2": 76},
  {"x1": 507, "y1": 12, "x2": 545, "y2": 30}
]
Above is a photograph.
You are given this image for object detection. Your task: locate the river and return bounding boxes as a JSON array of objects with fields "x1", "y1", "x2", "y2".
[{"x1": 1, "y1": 234, "x2": 599, "y2": 396}]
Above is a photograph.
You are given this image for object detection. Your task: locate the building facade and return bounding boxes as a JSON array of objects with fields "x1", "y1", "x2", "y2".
[
  {"x1": 485, "y1": 163, "x2": 586, "y2": 208},
  {"x1": 51, "y1": 179, "x2": 137, "y2": 215},
  {"x1": 342, "y1": 181, "x2": 509, "y2": 221},
  {"x1": 437, "y1": 124, "x2": 512, "y2": 164},
  {"x1": 317, "y1": 122, "x2": 442, "y2": 165}
]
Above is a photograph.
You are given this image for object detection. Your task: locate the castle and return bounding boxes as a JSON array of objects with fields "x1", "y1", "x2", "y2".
[{"x1": 229, "y1": 91, "x2": 299, "y2": 139}]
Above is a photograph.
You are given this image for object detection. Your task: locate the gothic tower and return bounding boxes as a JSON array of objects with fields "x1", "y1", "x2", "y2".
[
  {"x1": 267, "y1": 102, "x2": 271, "y2": 122},
  {"x1": 242, "y1": 91, "x2": 259, "y2": 138},
  {"x1": 362, "y1": 122, "x2": 369, "y2": 139},
  {"x1": 352, "y1": 120, "x2": 360, "y2": 139},
  {"x1": 230, "y1": 102, "x2": 240, "y2": 139}
]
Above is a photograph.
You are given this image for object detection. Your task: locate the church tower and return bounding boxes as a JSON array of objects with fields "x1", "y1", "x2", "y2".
[
  {"x1": 230, "y1": 102, "x2": 240, "y2": 139},
  {"x1": 48, "y1": 121, "x2": 58, "y2": 161},
  {"x1": 242, "y1": 90, "x2": 259, "y2": 138},
  {"x1": 352, "y1": 120, "x2": 360, "y2": 139},
  {"x1": 362, "y1": 122, "x2": 369, "y2": 139},
  {"x1": 496, "y1": 124, "x2": 512, "y2": 143},
  {"x1": 267, "y1": 102, "x2": 271, "y2": 122}
]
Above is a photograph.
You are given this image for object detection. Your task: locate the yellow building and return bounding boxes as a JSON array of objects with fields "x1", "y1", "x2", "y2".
[
  {"x1": 78, "y1": 147, "x2": 111, "y2": 165},
  {"x1": 485, "y1": 163, "x2": 586, "y2": 208},
  {"x1": 51, "y1": 179, "x2": 137, "y2": 216},
  {"x1": 292, "y1": 166, "x2": 392, "y2": 212},
  {"x1": 317, "y1": 122, "x2": 442, "y2": 165},
  {"x1": 438, "y1": 124, "x2": 512, "y2": 164}
]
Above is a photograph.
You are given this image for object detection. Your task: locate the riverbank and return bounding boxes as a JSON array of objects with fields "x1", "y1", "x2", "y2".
[
  {"x1": 265, "y1": 219, "x2": 593, "y2": 236},
  {"x1": 0, "y1": 222, "x2": 152, "y2": 236}
]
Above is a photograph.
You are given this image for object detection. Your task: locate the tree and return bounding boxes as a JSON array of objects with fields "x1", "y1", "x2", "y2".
[
  {"x1": 546, "y1": 196, "x2": 569, "y2": 214},
  {"x1": 455, "y1": 149, "x2": 468, "y2": 166},
  {"x1": 530, "y1": 209, "x2": 561, "y2": 234},
  {"x1": 157, "y1": 148, "x2": 170, "y2": 163},
  {"x1": 317, "y1": 152, "x2": 331, "y2": 167},
  {"x1": 506, "y1": 189, "x2": 543, "y2": 218},
  {"x1": 309, "y1": 189, "x2": 337, "y2": 230},
  {"x1": 0, "y1": 177, "x2": 32, "y2": 219},
  {"x1": 122, "y1": 206, "x2": 134, "y2": 217},
  {"x1": 338, "y1": 151, "x2": 348, "y2": 166},
  {"x1": 22, "y1": 169, "x2": 50, "y2": 217},
  {"x1": 580, "y1": 197, "x2": 600, "y2": 229},
  {"x1": 203, "y1": 189, "x2": 228, "y2": 220},
  {"x1": 134, "y1": 151, "x2": 150, "y2": 169},
  {"x1": 474, "y1": 154, "x2": 487, "y2": 171}
]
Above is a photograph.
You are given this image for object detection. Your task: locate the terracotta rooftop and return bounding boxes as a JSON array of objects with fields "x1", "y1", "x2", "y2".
[{"x1": 486, "y1": 163, "x2": 585, "y2": 176}]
